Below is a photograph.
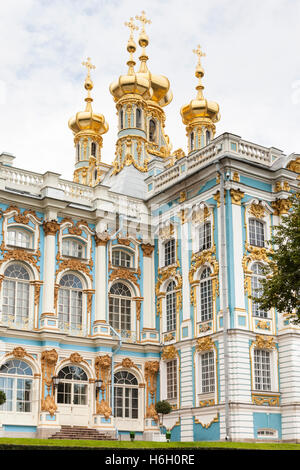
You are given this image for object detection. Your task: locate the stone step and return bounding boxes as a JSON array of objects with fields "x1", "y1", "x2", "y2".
[{"x1": 49, "y1": 425, "x2": 116, "y2": 441}]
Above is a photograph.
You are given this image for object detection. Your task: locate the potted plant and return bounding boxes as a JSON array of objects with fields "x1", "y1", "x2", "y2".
[
  {"x1": 165, "y1": 430, "x2": 171, "y2": 442},
  {"x1": 130, "y1": 431, "x2": 135, "y2": 442},
  {"x1": 155, "y1": 400, "x2": 172, "y2": 432}
]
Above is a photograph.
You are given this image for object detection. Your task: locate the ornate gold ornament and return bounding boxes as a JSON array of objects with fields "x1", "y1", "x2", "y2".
[
  {"x1": 252, "y1": 394, "x2": 279, "y2": 406},
  {"x1": 286, "y1": 157, "x2": 300, "y2": 174},
  {"x1": 230, "y1": 188, "x2": 245, "y2": 205},
  {"x1": 43, "y1": 220, "x2": 60, "y2": 236},
  {"x1": 56, "y1": 257, "x2": 93, "y2": 282},
  {"x1": 192, "y1": 206, "x2": 210, "y2": 225},
  {"x1": 95, "y1": 231, "x2": 110, "y2": 246},
  {"x1": 144, "y1": 361, "x2": 159, "y2": 421},
  {"x1": 141, "y1": 243, "x2": 155, "y2": 257},
  {"x1": 271, "y1": 198, "x2": 292, "y2": 215},
  {"x1": 249, "y1": 202, "x2": 265, "y2": 219},
  {"x1": 95, "y1": 354, "x2": 112, "y2": 419},
  {"x1": 159, "y1": 223, "x2": 174, "y2": 241},
  {"x1": 109, "y1": 267, "x2": 140, "y2": 291},
  {"x1": 161, "y1": 345, "x2": 178, "y2": 360},
  {"x1": 6, "y1": 346, "x2": 34, "y2": 360},
  {"x1": 41, "y1": 349, "x2": 58, "y2": 416},
  {"x1": 0, "y1": 246, "x2": 41, "y2": 273},
  {"x1": 3, "y1": 206, "x2": 42, "y2": 225},
  {"x1": 121, "y1": 358, "x2": 135, "y2": 369},
  {"x1": 196, "y1": 336, "x2": 214, "y2": 352},
  {"x1": 253, "y1": 335, "x2": 276, "y2": 350}
]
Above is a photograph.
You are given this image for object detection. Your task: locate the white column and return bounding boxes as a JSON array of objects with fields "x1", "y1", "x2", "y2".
[
  {"x1": 94, "y1": 235, "x2": 108, "y2": 324},
  {"x1": 141, "y1": 243, "x2": 155, "y2": 330},
  {"x1": 42, "y1": 220, "x2": 59, "y2": 315}
]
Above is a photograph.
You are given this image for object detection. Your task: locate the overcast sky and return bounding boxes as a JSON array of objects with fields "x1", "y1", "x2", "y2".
[{"x1": 0, "y1": 0, "x2": 299, "y2": 181}]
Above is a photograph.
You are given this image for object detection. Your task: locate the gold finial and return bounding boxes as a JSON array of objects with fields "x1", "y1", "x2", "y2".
[
  {"x1": 82, "y1": 57, "x2": 96, "y2": 79},
  {"x1": 135, "y1": 11, "x2": 151, "y2": 73},
  {"x1": 124, "y1": 17, "x2": 138, "y2": 73},
  {"x1": 193, "y1": 45, "x2": 206, "y2": 99},
  {"x1": 82, "y1": 57, "x2": 95, "y2": 107},
  {"x1": 135, "y1": 10, "x2": 151, "y2": 32}
]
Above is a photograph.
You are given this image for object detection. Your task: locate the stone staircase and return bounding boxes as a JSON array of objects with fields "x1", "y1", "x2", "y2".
[{"x1": 49, "y1": 425, "x2": 116, "y2": 441}]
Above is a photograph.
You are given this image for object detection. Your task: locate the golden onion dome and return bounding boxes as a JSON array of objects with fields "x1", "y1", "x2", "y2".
[
  {"x1": 109, "y1": 17, "x2": 153, "y2": 102},
  {"x1": 180, "y1": 45, "x2": 220, "y2": 126},
  {"x1": 69, "y1": 58, "x2": 109, "y2": 135}
]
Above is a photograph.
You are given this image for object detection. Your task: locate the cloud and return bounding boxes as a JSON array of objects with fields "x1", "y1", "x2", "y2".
[{"x1": 0, "y1": 0, "x2": 299, "y2": 181}]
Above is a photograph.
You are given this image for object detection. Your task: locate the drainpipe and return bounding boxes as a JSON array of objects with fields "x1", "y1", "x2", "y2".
[{"x1": 215, "y1": 162, "x2": 230, "y2": 441}]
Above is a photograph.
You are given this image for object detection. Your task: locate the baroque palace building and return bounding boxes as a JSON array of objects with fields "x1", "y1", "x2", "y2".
[{"x1": 0, "y1": 12, "x2": 299, "y2": 442}]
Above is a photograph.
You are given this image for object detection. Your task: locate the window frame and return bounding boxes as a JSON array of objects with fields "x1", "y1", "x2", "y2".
[
  {"x1": 198, "y1": 221, "x2": 212, "y2": 252},
  {"x1": 108, "y1": 282, "x2": 132, "y2": 332},
  {"x1": 253, "y1": 349, "x2": 272, "y2": 392},
  {"x1": 164, "y1": 238, "x2": 176, "y2": 267},
  {"x1": 200, "y1": 350, "x2": 215, "y2": 394},
  {"x1": 166, "y1": 359, "x2": 178, "y2": 401},
  {"x1": 2, "y1": 263, "x2": 31, "y2": 328},
  {"x1": 248, "y1": 218, "x2": 265, "y2": 247},
  {"x1": 6, "y1": 227, "x2": 34, "y2": 250},
  {"x1": 114, "y1": 371, "x2": 139, "y2": 420},
  {"x1": 62, "y1": 237, "x2": 86, "y2": 259},
  {"x1": 58, "y1": 273, "x2": 84, "y2": 333},
  {"x1": 0, "y1": 359, "x2": 33, "y2": 413},
  {"x1": 199, "y1": 267, "x2": 213, "y2": 323}
]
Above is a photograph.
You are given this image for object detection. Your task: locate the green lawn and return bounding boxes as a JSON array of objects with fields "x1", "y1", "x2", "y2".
[{"x1": 0, "y1": 437, "x2": 299, "y2": 450}]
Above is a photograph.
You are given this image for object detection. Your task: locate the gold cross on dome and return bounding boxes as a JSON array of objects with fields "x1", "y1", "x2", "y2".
[
  {"x1": 82, "y1": 57, "x2": 96, "y2": 78},
  {"x1": 135, "y1": 11, "x2": 151, "y2": 31},
  {"x1": 193, "y1": 44, "x2": 206, "y2": 64},
  {"x1": 125, "y1": 17, "x2": 138, "y2": 37}
]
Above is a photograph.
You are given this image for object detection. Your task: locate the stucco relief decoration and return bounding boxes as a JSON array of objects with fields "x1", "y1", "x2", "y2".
[
  {"x1": 161, "y1": 345, "x2": 178, "y2": 360},
  {"x1": 144, "y1": 360, "x2": 159, "y2": 421},
  {"x1": 0, "y1": 206, "x2": 42, "y2": 272},
  {"x1": 189, "y1": 248, "x2": 219, "y2": 301},
  {"x1": 95, "y1": 355, "x2": 112, "y2": 419},
  {"x1": 253, "y1": 335, "x2": 276, "y2": 350},
  {"x1": 248, "y1": 202, "x2": 265, "y2": 219},
  {"x1": 141, "y1": 243, "x2": 155, "y2": 257},
  {"x1": 6, "y1": 346, "x2": 34, "y2": 361},
  {"x1": 192, "y1": 205, "x2": 210, "y2": 225},
  {"x1": 242, "y1": 244, "x2": 273, "y2": 295},
  {"x1": 196, "y1": 336, "x2": 214, "y2": 352},
  {"x1": 95, "y1": 230, "x2": 110, "y2": 246},
  {"x1": 159, "y1": 223, "x2": 174, "y2": 241},
  {"x1": 271, "y1": 198, "x2": 292, "y2": 215},
  {"x1": 230, "y1": 188, "x2": 245, "y2": 205},
  {"x1": 41, "y1": 349, "x2": 58, "y2": 416},
  {"x1": 43, "y1": 220, "x2": 60, "y2": 236}
]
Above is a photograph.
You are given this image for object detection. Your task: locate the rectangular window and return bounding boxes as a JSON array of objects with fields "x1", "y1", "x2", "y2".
[
  {"x1": 201, "y1": 351, "x2": 215, "y2": 394},
  {"x1": 166, "y1": 360, "x2": 177, "y2": 400},
  {"x1": 254, "y1": 349, "x2": 271, "y2": 391},
  {"x1": 249, "y1": 219, "x2": 265, "y2": 247},
  {"x1": 164, "y1": 239, "x2": 176, "y2": 266},
  {"x1": 199, "y1": 222, "x2": 211, "y2": 252}
]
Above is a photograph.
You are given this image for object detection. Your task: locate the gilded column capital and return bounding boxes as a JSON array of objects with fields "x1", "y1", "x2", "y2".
[
  {"x1": 271, "y1": 198, "x2": 292, "y2": 215},
  {"x1": 141, "y1": 243, "x2": 155, "y2": 257},
  {"x1": 95, "y1": 231, "x2": 110, "y2": 246},
  {"x1": 43, "y1": 220, "x2": 60, "y2": 236},
  {"x1": 230, "y1": 188, "x2": 245, "y2": 205}
]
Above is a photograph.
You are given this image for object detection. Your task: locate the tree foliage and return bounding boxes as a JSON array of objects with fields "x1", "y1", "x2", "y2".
[
  {"x1": 0, "y1": 390, "x2": 6, "y2": 406},
  {"x1": 252, "y1": 193, "x2": 300, "y2": 322}
]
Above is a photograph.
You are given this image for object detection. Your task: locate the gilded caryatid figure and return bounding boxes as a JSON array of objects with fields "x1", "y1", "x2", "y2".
[
  {"x1": 181, "y1": 45, "x2": 220, "y2": 154},
  {"x1": 68, "y1": 57, "x2": 109, "y2": 186}
]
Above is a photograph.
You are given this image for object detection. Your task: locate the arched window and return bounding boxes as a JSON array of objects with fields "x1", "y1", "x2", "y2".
[
  {"x1": 120, "y1": 109, "x2": 124, "y2": 129},
  {"x1": 91, "y1": 142, "x2": 97, "y2": 157},
  {"x1": 190, "y1": 131, "x2": 194, "y2": 151},
  {"x1": 249, "y1": 219, "x2": 265, "y2": 247},
  {"x1": 112, "y1": 249, "x2": 132, "y2": 268},
  {"x1": 114, "y1": 371, "x2": 138, "y2": 419},
  {"x1": 7, "y1": 227, "x2": 33, "y2": 249},
  {"x1": 251, "y1": 263, "x2": 267, "y2": 318},
  {"x1": 206, "y1": 130, "x2": 211, "y2": 145},
  {"x1": 166, "y1": 280, "x2": 176, "y2": 332},
  {"x1": 136, "y1": 108, "x2": 142, "y2": 129},
  {"x1": 149, "y1": 119, "x2": 156, "y2": 142},
  {"x1": 0, "y1": 359, "x2": 33, "y2": 412},
  {"x1": 199, "y1": 221, "x2": 212, "y2": 252},
  {"x1": 109, "y1": 282, "x2": 131, "y2": 331},
  {"x1": 58, "y1": 273, "x2": 83, "y2": 332},
  {"x1": 2, "y1": 264, "x2": 30, "y2": 327},
  {"x1": 62, "y1": 238, "x2": 86, "y2": 259},
  {"x1": 57, "y1": 365, "x2": 88, "y2": 405},
  {"x1": 200, "y1": 267, "x2": 213, "y2": 322},
  {"x1": 164, "y1": 239, "x2": 176, "y2": 266}
]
